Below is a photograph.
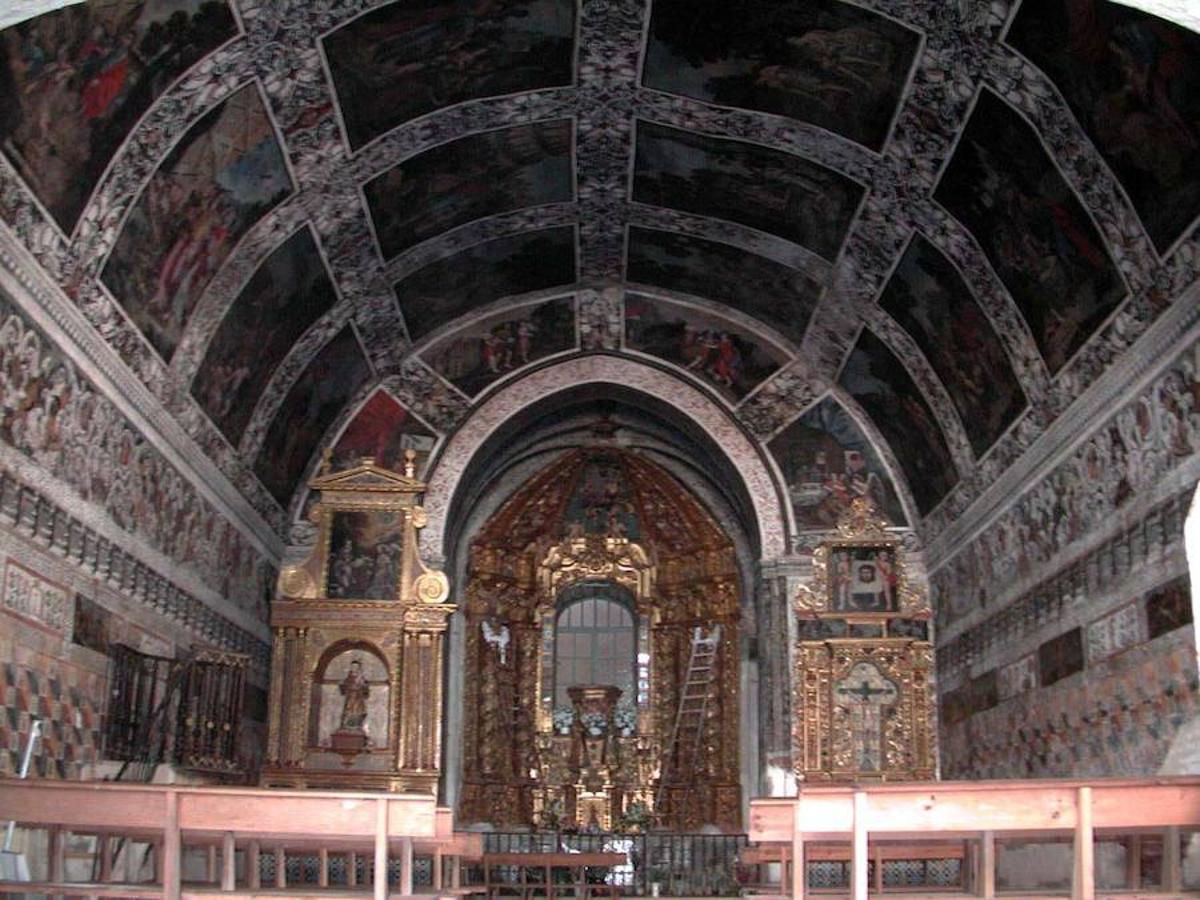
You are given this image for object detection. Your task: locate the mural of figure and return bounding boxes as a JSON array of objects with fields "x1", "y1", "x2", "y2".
[{"x1": 338, "y1": 659, "x2": 369, "y2": 732}]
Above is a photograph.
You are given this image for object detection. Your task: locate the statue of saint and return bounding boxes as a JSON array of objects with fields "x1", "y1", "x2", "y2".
[{"x1": 338, "y1": 659, "x2": 369, "y2": 732}]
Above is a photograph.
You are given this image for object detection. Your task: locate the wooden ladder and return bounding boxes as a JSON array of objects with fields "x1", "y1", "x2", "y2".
[{"x1": 655, "y1": 624, "x2": 721, "y2": 823}]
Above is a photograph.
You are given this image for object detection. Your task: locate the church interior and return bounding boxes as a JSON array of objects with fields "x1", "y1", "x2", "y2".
[{"x1": 0, "y1": 0, "x2": 1198, "y2": 896}]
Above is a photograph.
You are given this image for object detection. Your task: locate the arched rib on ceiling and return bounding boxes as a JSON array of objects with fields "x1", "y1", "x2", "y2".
[{"x1": 1, "y1": 0, "x2": 1198, "y2": 548}]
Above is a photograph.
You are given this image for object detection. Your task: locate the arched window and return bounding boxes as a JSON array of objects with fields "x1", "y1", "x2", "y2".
[{"x1": 554, "y1": 589, "x2": 635, "y2": 708}]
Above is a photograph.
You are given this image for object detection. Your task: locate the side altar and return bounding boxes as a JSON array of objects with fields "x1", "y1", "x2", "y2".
[
  {"x1": 262, "y1": 452, "x2": 454, "y2": 793},
  {"x1": 793, "y1": 499, "x2": 937, "y2": 782}
]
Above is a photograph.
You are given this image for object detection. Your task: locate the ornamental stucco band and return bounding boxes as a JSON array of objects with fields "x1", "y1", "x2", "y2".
[{"x1": 420, "y1": 356, "x2": 788, "y2": 560}]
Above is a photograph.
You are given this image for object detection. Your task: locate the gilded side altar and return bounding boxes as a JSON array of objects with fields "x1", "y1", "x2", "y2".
[{"x1": 262, "y1": 452, "x2": 453, "y2": 793}]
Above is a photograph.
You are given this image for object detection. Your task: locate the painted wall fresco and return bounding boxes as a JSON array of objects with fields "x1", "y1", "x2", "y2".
[
  {"x1": 932, "y1": 341, "x2": 1198, "y2": 627},
  {"x1": 365, "y1": 119, "x2": 574, "y2": 259},
  {"x1": 102, "y1": 83, "x2": 292, "y2": 361},
  {"x1": 631, "y1": 121, "x2": 862, "y2": 259},
  {"x1": 323, "y1": 0, "x2": 576, "y2": 149},
  {"x1": 329, "y1": 389, "x2": 435, "y2": 476},
  {"x1": 191, "y1": 228, "x2": 338, "y2": 445},
  {"x1": 642, "y1": 0, "x2": 920, "y2": 151},
  {"x1": 425, "y1": 296, "x2": 575, "y2": 397},
  {"x1": 1008, "y1": 0, "x2": 1200, "y2": 254},
  {"x1": 395, "y1": 226, "x2": 576, "y2": 340},
  {"x1": 767, "y1": 396, "x2": 906, "y2": 528},
  {"x1": 625, "y1": 227, "x2": 822, "y2": 344},
  {"x1": 838, "y1": 328, "x2": 957, "y2": 517},
  {"x1": 0, "y1": 0, "x2": 236, "y2": 232},
  {"x1": 624, "y1": 294, "x2": 785, "y2": 402},
  {"x1": 934, "y1": 90, "x2": 1125, "y2": 375},
  {"x1": 0, "y1": 289, "x2": 271, "y2": 615},
  {"x1": 253, "y1": 327, "x2": 373, "y2": 505},
  {"x1": 879, "y1": 236, "x2": 1026, "y2": 458}
]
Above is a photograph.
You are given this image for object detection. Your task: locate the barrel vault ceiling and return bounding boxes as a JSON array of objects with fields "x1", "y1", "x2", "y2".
[{"x1": 0, "y1": 0, "x2": 1198, "y2": 564}]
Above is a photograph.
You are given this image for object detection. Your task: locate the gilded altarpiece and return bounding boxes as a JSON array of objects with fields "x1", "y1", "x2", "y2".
[
  {"x1": 793, "y1": 500, "x2": 936, "y2": 782},
  {"x1": 459, "y1": 449, "x2": 741, "y2": 831},
  {"x1": 263, "y1": 454, "x2": 453, "y2": 792}
]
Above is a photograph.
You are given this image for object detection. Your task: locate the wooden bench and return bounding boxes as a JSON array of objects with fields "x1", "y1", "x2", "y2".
[{"x1": 482, "y1": 851, "x2": 625, "y2": 900}]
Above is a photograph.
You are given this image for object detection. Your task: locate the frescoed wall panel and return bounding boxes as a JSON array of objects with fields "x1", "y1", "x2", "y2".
[
  {"x1": 365, "y1": 119, "x2": 574, "y2": 259},
  {"x1": 323, "y1": 0, "x2": 576, "y2": 150},
  {"x1": 625, "y1": 227, "x2": 821, "y2": 344},
  {"x1": 838, "y1": 329, "x2": 957, "y2": 516},
  {"x1": 624, "y1": 294, "x2": 786, "y2": 402},
  {"x1": 254, "y1": 327, "x2": 373, "y2": 504},
  {"x1": 631, "y1": 121, "x2": 862, "y2": 259},
  {"x1": 1008, "y1": 0, "x2": 1200, "y2": 254},
  {"x1": 767, "y1": 396, "x2": 906, "y2": 528},
  {"x1": 328, "y1": 389, "x2": 435, "y2": 476},
  {"x1": 642, "y1": 0, "x2": 920, "y2": 151},
  {"x1": 0, "y1": 0, "x2": 237, "y2": 231},
  {"x1": 191, "y1": 228, "x2": 338, "y2": 445},
  {"x1": 934, "y1": 90, "x2": 1125, "y2": 375},
  {"x1": 102, "y1": 83, "x2": 293, "y2": 361},
  {"x1": 425, "y1": 296, "x2": 575, "y2": 396},
  {"x1": 879, "y1": 236, "x2": 1026, "y2": 458},
  {"x1": 395, "y1": 226, "x2": 576, "y2": 340}
]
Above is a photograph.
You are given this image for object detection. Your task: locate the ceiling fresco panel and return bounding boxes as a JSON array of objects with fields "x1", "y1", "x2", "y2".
[
  {"x1": 253, "y1": 326, "x2": 373, "y2": 505},
  {"x1": 625, "y1": 226, "x2": 822, "y2": 345},
  {"x1": 1007, "y1": 0, "x2": 1200, "y2": 255},
  {"x1": 191, "y1": 228, "x2": 338, "y2": 446},
  {"x1": 767, "y1": 395, "x2": 907, "y2": 529},
  {"x1": 879, "y1": 235, "x2": 1027, "y2": 459},
  {"x1": 101, "y1": 82, "x2": 292, "y2": 362},
  {"x1": 642, "y1": 0, "x2": 920, "y2": 151},
  {"x1": 364, "y1": 119, "x2": 574, "y2": 259},
  {"x1": 0, "y1": 0, "x2": 237, "y2": 232},
  {"x1": 838, "y1": 328, "x2": 958, "y2": 517},
  {"x1": 329, "y1": 388, "x2": 436, "y2": 476},
  {"x1": 624, "y1": 293, "x2": 787, "y2": 402},
  {"x1": 631, "y1": 120, "x2": 863, "y2": 259},
  {"x1": 934, "y1": 90, "x2": 1126, "y2": 376},
  {"x1": 394, "y1": 225, "x2": 576, "y2": 341},
  {"x1": 322, "y1": 0, "x2": 576, "y2": 150},
  {"x1": 424, "y1": 295, "x2": 575, "y2": 396}
]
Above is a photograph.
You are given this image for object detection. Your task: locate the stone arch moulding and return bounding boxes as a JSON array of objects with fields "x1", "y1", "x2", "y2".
[{"x1": 420, "y1": 355, "x2": 789, "y2": 561}]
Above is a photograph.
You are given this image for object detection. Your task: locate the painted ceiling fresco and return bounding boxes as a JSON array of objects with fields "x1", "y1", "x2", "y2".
[
  {"x1": 642, "y1": 0, "x2": 920, "y2": 150},
  {"x1": 322, "y1": 0, "x2": 576, "y2": 149},
  {"x1": 1, "y1": 0, "x2": 1198, "y2": 553},
  {"x1": 0, "y1": 0, "x2": 236, "y2": 231},
  {"x1": 632, "y1": 121, "x2": 862, "y2": 259},
  {"x1": 365, "y1": 119, "x2": 574, "y2": 258}
]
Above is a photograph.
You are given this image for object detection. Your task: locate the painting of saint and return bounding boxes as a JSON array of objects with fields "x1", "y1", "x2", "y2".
[
  {"x1": 768, "y1": 396, "x2": 906, "y2": 528},
  {"x1": 934, "y1": 90, "x2": 1125, "y2": 375},
  {"x1": 0, "y1": 1, "x2": 237, "y2": 231},
  {"x1": 624, "y1": 294, "x2": 785, "y2": 401},
  {"x1": 323, "y1": 0, "x2": 575, "y2": 149},
  {"x1": 625, "y1": 227, "x2": 822, "y2": 344},
  {"x1": 395, "y1": 226, "x2": 576, "y2": 340},
  {"x1": 632, "y1": 121, "x2": 862, "y2": 259},
  {"x1": 425, "y1": 297, "x2": 575, "y2": 396},
  {"x1": 327, "y1": 510, "x2": 404, "y2": 600},
  {"x1": 880, "y1": 236, "x2": 1027, "y2": 458},
  {"x1": 329, "y1": 389, "x2": 436, "y2": 476},
  {"x1": 828, "y1": 546, "x2": 898, "y2": 612},
  {"x1": 102, "y1": 84, "x2": 293, "y2": 361},
  {"x1": 1008, "y1": 0, "x2": 1200, "y2": 253},
  {"x1": 254, "y1": 327, "x2": 373, "y2": 505},
  {"x1": 191, "y1": 228, "x2": 337, "y2": 445},
  {"x1": 838, "y1": 329, "x2": 957, "y2": 516},
  {"x1": 365, "y1": 119, "x2": 574, "y2": 259},
  {"x1": 643, "y1": 0, "x2": 919, "y2": 151}
]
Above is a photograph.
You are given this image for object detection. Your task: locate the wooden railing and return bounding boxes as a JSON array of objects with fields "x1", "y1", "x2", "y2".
[
  {"x1": 748, "y1": 777, "x2": 1200, "y2": 900},
  {"x1": 0, "y1": 779, "x2": 480, "y2": 899}
]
